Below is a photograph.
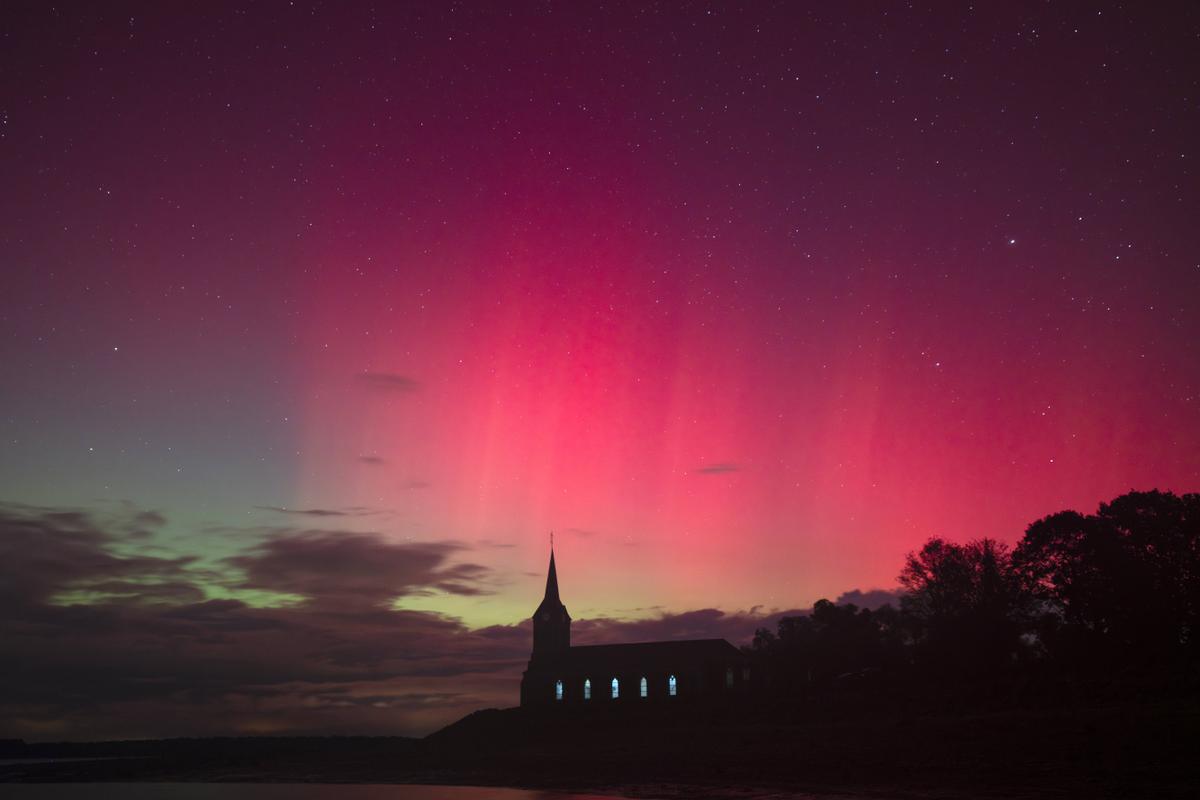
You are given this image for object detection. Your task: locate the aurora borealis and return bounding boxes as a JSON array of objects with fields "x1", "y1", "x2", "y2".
[{"x1": 2, "y1": 2, "x2": 1199, "y2": 739}]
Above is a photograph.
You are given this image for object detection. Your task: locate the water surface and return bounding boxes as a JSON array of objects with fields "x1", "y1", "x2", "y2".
[{"x1": 1, "y1": 785, "x2": 628, "y2": 800}]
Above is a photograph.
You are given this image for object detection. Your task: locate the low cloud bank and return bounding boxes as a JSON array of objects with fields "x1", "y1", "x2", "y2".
[{"x1": 0, "y1": 502, "x2": 887, "y2": 741}]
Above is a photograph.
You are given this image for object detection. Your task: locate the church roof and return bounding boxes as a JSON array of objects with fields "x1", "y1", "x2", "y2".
[{"x1": 559, "y1": 638, "x2": 746, "y2": 672}]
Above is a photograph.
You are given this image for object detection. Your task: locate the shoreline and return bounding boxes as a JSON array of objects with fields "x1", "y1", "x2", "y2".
[{"x1": 3, "y1": 700, "x2": 1198, "y2": 799}]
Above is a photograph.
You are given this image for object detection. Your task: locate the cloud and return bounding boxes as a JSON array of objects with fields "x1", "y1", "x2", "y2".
[
  {"x1": 563, "y1": 527, "x2": 598, "y2": 538},
  {"x1": 0, "y1": 501, "x2": 888, "y2": 743},
  {"x1": 477, "y1": 539, "x2": 517, "y2": 549},
  {"x1": 694, "y1": 462, "x2": 740, "y2": 474},
  {"x1": 0, "y1": 502, "x2": 193, "y2": 605},
  {"x1": 833, "y1": 588, "x2": 903, "y2": 610},
  {"x1": 0, "y1": 503, "x2": 523, "y2": 740},
  {"x1": 0, "y1": 597, "x2": 526, "y2": 740},
  {"x1": 227, "y1": 531, "x2": 491, "y2": 605},
  {"x1": 255, "y1": 506, "x2": 376, "y2": 518},
  {"x1": 132, "y1": 510, "x2": 167, "y2": 527},
  {"x1": 357, "y1": 371, "x2": 419, "y2": 392},
  {"x1": 357, "y1": 455, "x2": 387, "y2": 466},
  {"x1": 71, "y1": 579, "x2": 206, "y2": 605},
  {"x1": 572, "y1": 606, "x2": 806, "y2": 647},
  {"x1": 124, "y1": 509, "x2": 168, "y2": 540}
]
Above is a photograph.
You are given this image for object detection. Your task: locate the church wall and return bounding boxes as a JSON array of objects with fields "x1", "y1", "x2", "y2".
[{"x1": 521, "y1": 658, "x2": 752, "y2": 707}]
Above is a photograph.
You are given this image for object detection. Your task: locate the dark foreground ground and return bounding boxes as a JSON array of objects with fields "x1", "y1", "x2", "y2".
[{"x1": 2, "y1": 699, "x2": 1198, "y2": 799}]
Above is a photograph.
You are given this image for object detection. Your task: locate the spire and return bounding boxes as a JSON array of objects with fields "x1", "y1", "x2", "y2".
[
  {"x1": 543, "y1": 539, "x2": 560, "y2": 604},
  {"x1": 535, "y1": 534, "x2": 567, "y2": 617},
  {"x1": 532, "y1": 534, "x2": 570, "y2": 659}
]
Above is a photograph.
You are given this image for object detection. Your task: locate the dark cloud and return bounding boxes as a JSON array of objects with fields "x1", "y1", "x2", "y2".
[
  {"x1": 357, "y1": 455, "x2": 387, "y2": 466},
  {"x1": 402, "y1": 479, "x2": 431, "y2": 490},
  {"x1": 357, "y1": 371, "x2": 420, "y2": 392},
  {"x1": 694, "y1": 462, "x2": 740, "y2": 474},
  {"x1": 833, "y1": 588, "x2": 902, "y2": 610}
]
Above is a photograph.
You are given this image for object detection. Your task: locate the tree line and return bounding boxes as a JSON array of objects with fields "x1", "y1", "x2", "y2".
[{"x1": 746, "y1": 490, "x2": 1200, "y2": 706}]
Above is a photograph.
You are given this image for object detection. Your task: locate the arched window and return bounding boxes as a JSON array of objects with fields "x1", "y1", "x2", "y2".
[
  {"x1": 639, "y1": 676, "x2": 648, "y2": 698},
  {"x1": 611, "y1": 677, "x2": 619, "y2": 699},
  {"x1": 668, "y1": 674, "x2": 677, "y2": 696},
  {"x1": 583, "y1": 678, "x2": 591, "y2": 700},
  {"x1": 555, "y1": 679, "x2": 563, "y2": 701},
  {"x1": 726, "y1": 667, "x2": 734, "y2": 688}
]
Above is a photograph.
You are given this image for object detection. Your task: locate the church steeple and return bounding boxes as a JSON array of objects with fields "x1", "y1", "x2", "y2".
[
  {"x1": 532, "y1": 538, "x2": 570, "y2": 660},
  {"x1": 543, "y1": 547, "x2": 561, "y2": 603}
]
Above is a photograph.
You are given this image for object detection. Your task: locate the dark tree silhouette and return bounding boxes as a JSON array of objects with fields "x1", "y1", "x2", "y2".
[
  {"x1": 898, "y1": 537, "x2": 1030, "y2": 678},
  {"x1": 746, "y1": 490, "x2": 1197, "y2": 710},
  {"x1": 1014, "y1": 490, "x2": 1200, "y2": 683},
  {"x1": 748, "y1": 600, "x2": 908, "y2": 696}
]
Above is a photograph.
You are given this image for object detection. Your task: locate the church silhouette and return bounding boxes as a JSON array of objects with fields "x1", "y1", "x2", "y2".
[{"x1": 520, "y1": 547, "x2": 750, "y2": 706}]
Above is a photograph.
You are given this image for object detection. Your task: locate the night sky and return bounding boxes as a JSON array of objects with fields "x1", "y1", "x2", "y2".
[{"x1": 2, "y1": 2, "x2": 1199, "y2": 739}]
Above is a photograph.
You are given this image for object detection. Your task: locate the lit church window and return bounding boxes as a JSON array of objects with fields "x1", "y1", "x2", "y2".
[
  {"x1": 555, "y1": 679, "x2": 563, "y2": 701},
  {"x1": 726, "y1": 667, "x2": 734, "y2": 688},
  {"x1": 584, "y1": 678, "x2": 591, "y2": 700},
  {"x1": 668, "y1": 674, "x2": 677, "y2": 696},
  {"x1": 640, "y1": 676, "x2": 648, "y2": 697},
  {"x1": 611, "y1": 677, "x2": 619, "y2": 698}
]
